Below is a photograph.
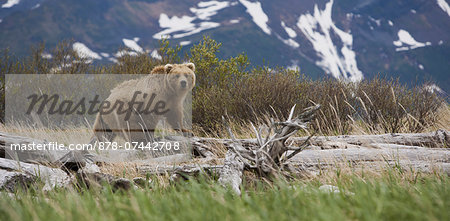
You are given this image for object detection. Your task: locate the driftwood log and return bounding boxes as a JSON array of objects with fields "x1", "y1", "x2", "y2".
[
  {"x1": 0, "y1": 157, "x2": 73, "y2": 191},
  {"x1": 0, "y1": 132, "x2": 69, "y2": 163},
  {"x1": 0, "y1": 132, "x2": 214, "y2": 165},
  {"x1": 0, "y1": 169, "x2": 35, "y2": 192},
  {"x1": 194, "y1": 129, "x2": 449, "y2": 149},
  {"x1": 216, "y1": 104, "x2": 321, "y2": 194},
  {"x1": 189, "y1": 105, "x2": 448, "y2": 194}
]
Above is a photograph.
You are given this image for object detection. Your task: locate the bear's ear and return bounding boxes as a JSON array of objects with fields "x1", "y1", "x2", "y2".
[
  {"x1": 164, "y1": 64, "x2": 173, "y2": 74},
  {"x1": 186, "y1": 63, "x2": 195, "y2": 72}
]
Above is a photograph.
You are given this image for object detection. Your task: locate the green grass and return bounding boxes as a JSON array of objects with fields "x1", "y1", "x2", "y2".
[{"x1": 1, "y1": 171, "x2": 448, "y2": 221}]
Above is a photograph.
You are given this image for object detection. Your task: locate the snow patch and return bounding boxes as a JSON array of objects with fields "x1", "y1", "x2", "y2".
[
  {"x1": 31, "y1": 3, "x2": 40, "y2": 10},
  {"x1": 395, "y1": 46, "x2": 410, "y2": 52},
  {"x1": 122, "y1": 38, "x2": 144, "y2": 53},
  {"x1": 279, "y1": 21, "x2": 299, "y2": 48},
  {"x1": 374, "y1": 19, "x2": 380, "y2": 26},
  {"x1": 153, "y1": 14, "x2": 196, "y2": 39},
  {"x1": 239, "y1": 0, "x2": 271, "y2": 35},
  {"x1": 50, "y1": 66, "x2": 69, "y2": 74},
  {"x1": 388, "y1": 20, "x2": 393, "y2": 26},
  {"x1": 190, "y1": 1, "x2": 230, "y2": 20},
  {"x1": 411, "y1": 9, "x2": 416, "y2": 14},
  {"x1": 281, "y1": 21, "x2": 297, "y2": 38},
  {"x1": 108, "y1": 57, "x2": 118, "y2": 63},
  {"x1": 1, "y1": 0, "x2": 20, "y2": 8},
  {"x1": 41, "y1": 53, "x2": 52, "y2": 59},
  {"x1": 151, "y1": 50, "x2": 162, "y2": 60},
  {"x1": 73, "y1": 42, "x2": 102, "y2": 60},
  {"x1": 281, "y1": 38, "x2": 299, "y2": 48},
  {"x1": 276, "y1": 34, "x2": 299, "y2": 48},
  {"x1": 114, "y1": 50, "x2": 137, "y2": 58},
  {"x1": 369, "y1": 16, "x2": 381, "y2": 26},
  {"x1": 229, "y1": 19, "x2": 240, "y2": 24},
  {"x1": 438, "y1": 40, "x2": 444, "y2": 45},
  {"x1": 424, "y1": 84, "x2": 444, "y2": 94},
  {"x1": 346, "y1": 13, "x2": 353, "y2": 19},
  {"x1": 418, "y1": 64, "x2": 424, "y2": 70},
  {"x1": 437, "y1": 0, "x2": 450, "y2": 16},
  {"x1": 155, "y1": 13, "x2": 214, "y2": 38},
  {"x1": 287, "y1": 60, "x2": 300, "y2": 71},
  {"x1": 297, "y1": 0, "x2": 363, "y2": 82},
  {"x1": 174, "y1": 22, "x2": 220, "y2": 38},
  {"x1": 0, "y1": 19, "x2": 2, "y2": 23},
  {"x1": 50, "y1": 62, "x2": 92, "y2": 73},
  {"x1": 393, "y1": 29, "x2": 431, "y2": 51},
  {"x1": 153, "y1": 1, "x2": 231, "y2": 39},
  {"x1": 100, "y1": 53, "x2": 110, "y2": 58},
  {"x1": 180, "y1": 41, "x2": 191, "y2": 46}
]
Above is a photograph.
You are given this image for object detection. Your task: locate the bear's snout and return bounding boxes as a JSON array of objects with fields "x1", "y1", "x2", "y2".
[{"x1": 180, "y1": 80, "x2": 187, "y2": 88}]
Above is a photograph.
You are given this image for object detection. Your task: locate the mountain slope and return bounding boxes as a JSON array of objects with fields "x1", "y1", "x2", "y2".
[{"x1": 0, "y1": 0, "x2": 449, "y2": 91}]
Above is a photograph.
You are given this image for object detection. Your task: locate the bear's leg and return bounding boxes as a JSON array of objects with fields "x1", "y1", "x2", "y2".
[
  {"x1": 93, "y1": 115, "x2": 117, "y2": 142},
  {"x1": 126, "y1": 114, "x2": 156, "y2": 144},
  {"x1": 128, "y1": 130, "x2": 154, "y2": 144},
  {"x1": 166, "y1": 110, "x2": 192, "y2": 137}
]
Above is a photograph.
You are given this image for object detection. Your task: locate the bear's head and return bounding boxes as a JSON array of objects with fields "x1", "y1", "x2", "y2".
[{"x1": 163, "y1": 63, "x2": 196, "y2": 92}]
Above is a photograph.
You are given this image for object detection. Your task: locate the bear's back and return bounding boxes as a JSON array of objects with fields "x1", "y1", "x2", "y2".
[{"x1": 151, "y1": 65, "x2": 166, "y2": 74}]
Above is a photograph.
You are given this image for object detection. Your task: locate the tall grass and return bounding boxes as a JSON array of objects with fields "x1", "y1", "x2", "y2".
[{"x1": 0, "y1": 170, "x2": 448, "y2": 221}]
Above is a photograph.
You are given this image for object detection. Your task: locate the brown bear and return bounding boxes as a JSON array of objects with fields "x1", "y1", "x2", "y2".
[{"x1": 92, "y1": 63, "x2": 195, "y2": 143}]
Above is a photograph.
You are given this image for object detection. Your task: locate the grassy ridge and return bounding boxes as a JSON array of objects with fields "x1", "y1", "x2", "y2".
[{"x1": 0, "y1": 170, "x2": 448, "y2": 221}]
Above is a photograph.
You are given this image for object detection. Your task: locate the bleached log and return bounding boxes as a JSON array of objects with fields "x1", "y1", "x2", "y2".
[
  {"x1": 289, "y1": 147, "x2": 449, "y2": 163},
  {"x1": 0, "y1": 132, "x2": 69, "y2": 163},
  {"x1": 192, "y1": 139, "x2": 216, "y2": 159},
  {"x1": 290, "y1": 160, "x2": 450, "y2": 176},
  {"x1": 0, "y1": 158, "x2": 73, "y2": 191},
  {"x1": 136, "y1": 148, "x2": 450, "y2": 178},
  {"x1": 287, "y1": 147, "x2": 450, "y2": 175},
  {"x1": 0, "y1": 169, "x2": 35, "y2": 192},
  {"x1": 76, "y1": 168, "x2": 135, "y2": 191},
  {"x1": 138, "y1": 163, "x2": 222, "y2": 175},
  {"x1": 218, "y1": 150, "x2": 244, "y2": 195},
  {"x1": 1, "y1": 132, "x2": 195, "y2": 166},
  {"x1": 193, "y1": 129, "x2": 449, "y2": 149},
  {"x1": 290, "y1": 129, "x2": 449, "y2": 148}
]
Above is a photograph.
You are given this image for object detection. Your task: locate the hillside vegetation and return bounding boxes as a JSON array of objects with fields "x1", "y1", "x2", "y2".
[{"x1": 1, "y1": 37, "x2": 447, "y2": 136}]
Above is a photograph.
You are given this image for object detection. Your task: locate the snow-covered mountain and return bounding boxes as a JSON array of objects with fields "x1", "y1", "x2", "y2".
[{"x1": 0, "y1": 0, "x2": 449, "y2": 91}]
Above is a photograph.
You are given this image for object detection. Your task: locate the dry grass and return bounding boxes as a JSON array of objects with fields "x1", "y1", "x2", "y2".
[{"x1": 0, "y1": 123, "x2": 92, "y2": 146}]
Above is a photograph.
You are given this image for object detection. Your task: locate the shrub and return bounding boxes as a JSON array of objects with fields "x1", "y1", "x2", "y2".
[
  {"x1": 305, "y1": 79, "x2": 356, "y2": 135},
  {"x1": 356, "y1": 77, "x2": 443, "y2": 133}
]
